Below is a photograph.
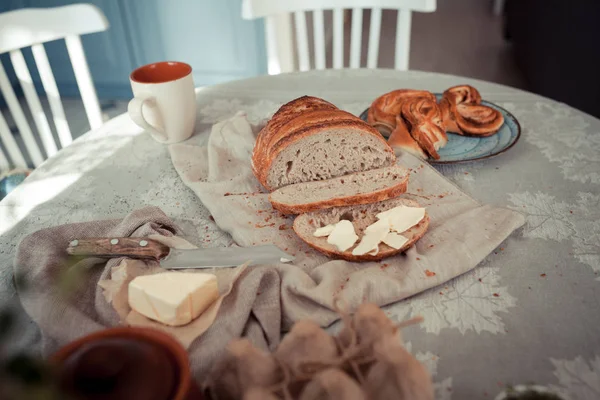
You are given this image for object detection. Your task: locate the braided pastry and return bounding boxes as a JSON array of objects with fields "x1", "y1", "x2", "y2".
[{"x1": 440, "y1": 85, "x2": 504, "y2": 137}]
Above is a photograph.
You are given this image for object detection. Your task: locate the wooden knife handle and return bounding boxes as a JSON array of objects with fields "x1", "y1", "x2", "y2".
[{"x1": 66, "y1": 238, "x2": 170, "y2": 261}]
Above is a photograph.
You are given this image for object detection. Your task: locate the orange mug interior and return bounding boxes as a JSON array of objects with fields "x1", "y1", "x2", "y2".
[{"x1": 130, "y1": 61, "x2": 192, "y2": 84}]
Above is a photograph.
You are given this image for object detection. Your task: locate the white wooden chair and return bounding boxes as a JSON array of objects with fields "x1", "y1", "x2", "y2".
[
  {"x1": 242, "y1": 0, "x2": 436, "y2": 75},
  {"x1": 0, "y1": 4, "x2": 108, "y2": 172}
]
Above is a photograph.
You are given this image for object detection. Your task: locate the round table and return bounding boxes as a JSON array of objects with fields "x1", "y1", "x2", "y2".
[{"x1": 1, "y1": 69, "x2": 599, "y2": 399}]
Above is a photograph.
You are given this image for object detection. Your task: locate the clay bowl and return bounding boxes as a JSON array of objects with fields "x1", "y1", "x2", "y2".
[{"x1": 51, "y1": 327, "x2": 202, "y2": 400}]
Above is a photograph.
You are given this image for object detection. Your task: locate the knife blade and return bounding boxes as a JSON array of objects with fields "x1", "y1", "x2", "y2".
[{"x1": 66, "y1": 237, "x2": 294, "y2": 269}]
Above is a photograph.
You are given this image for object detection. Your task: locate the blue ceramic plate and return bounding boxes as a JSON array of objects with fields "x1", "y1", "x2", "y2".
[{"x1": 359, "y1": 96, "x2": 521, "y2": 164}]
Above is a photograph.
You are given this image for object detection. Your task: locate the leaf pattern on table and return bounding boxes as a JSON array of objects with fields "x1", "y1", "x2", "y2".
[
  {"x1": 435, "y1": 164, "x2": 477, "y2": 194},
  {"x1": 507, "y1": 192, "x2": 574, "y2": 241},
  {"x1": 340, "y1": 101, "x2": 371, "y2": 116},
  {"x1": 549, "y1": 355, "x2": 600, "y2": 400},
  {"x1": 405, "y1": 341, "x2": 453, "y2": 400},
  {"x1": 502, "y1": 102, "x2": 600, "y2": 185},
  {"x1": 508, "y1": 191, "x2": 600, "y2": 278},
  {"x1": 386, "y1": 264, "x2": 516, "y2": 335},
  {"x1": 199, "y1": 99, "x2": 281, "y2": 125},
  {"x1": 572, "y1": 193, "x2": 600, "y2": 273}
]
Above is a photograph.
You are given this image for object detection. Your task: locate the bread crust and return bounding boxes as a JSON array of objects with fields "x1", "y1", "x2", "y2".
[
  {"x1": 252, "y1": 96, "x2": 394, "y2": 191},
  {"x1": 269, "y1": 172, "x2": 409, "y2": 215}
]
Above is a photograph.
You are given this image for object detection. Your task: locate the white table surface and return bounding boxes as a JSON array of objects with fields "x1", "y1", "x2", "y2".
[{"x1": 2, "y1": 69, "x2": 600, "y2": 399}]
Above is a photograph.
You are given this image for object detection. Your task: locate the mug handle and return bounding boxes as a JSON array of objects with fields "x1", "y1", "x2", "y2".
[{"x1": 128, "y1": 94, "x2": 169, "y2": 142}]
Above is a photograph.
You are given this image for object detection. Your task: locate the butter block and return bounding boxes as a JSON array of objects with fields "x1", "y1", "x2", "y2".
[
  {"x1": 128, "y1": 272, "x2": 219, "y2": 326},
  {"x1": 352, "y1": 219, "x2": 390, "y2": 256},
  {"x1": 382, "y1": 232, "x2": 409, "y2": 249}
]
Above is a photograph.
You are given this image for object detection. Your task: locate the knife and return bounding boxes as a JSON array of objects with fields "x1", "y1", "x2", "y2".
[{"x1": 66, "y1": 237, "x2": 294, "y2": 269}]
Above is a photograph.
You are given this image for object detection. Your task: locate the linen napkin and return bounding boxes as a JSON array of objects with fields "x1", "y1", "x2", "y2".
[
  {"x1": 14, "y1": 207, "x2": 282, "y2": 379},
  {"x1": 169, "y1": 112, "x2": 526, "y2": 334}
]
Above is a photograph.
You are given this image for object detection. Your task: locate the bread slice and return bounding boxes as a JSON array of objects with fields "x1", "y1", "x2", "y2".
[
  {"x1": 252, "y1": 96, "x2": 395, "y2": 191},
  {"x1": 269, "y1": 165, "x2": 410, "y2": 215},
  {"x1": 293, "y1": 198, "x2": 429, "y2": 262}
]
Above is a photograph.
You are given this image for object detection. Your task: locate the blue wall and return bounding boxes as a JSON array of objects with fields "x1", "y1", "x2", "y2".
[{"x1": 0, "y1": 0, "x2": 267, "y2": 100}]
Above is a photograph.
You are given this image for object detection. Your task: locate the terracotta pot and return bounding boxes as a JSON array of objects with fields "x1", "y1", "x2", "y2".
[{"x1": 51, "y1": 327, "x2": 203, "y2": 400}]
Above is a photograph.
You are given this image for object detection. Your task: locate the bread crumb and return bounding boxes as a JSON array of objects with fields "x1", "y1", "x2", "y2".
[
  {"x1": 255, "y1": 222, "x2": 275, "y2": 228},
  {"x1": 425, "y1": 269, "x2": 436, "y2": 277}
]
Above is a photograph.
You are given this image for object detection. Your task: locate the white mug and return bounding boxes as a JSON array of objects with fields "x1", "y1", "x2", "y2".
[{"x1": 128, "y1": 61, "x2": 197, "y2": 144}]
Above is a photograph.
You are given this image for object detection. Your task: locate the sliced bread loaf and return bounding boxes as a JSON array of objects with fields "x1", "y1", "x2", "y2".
[
  {"x1": 269, "y1": 165, "x2": 410, "y2": 215},
  {"x1": 252, "y1": 96, "x2": 395, "y2": 191},
  {"x1": 293, "y1": 198, "x2": 429, "y2": 262}
]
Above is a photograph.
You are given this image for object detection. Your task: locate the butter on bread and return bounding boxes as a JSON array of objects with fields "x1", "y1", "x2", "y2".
[{"x1": 294, "y1": 198, "x2": 429, "y2": 262}]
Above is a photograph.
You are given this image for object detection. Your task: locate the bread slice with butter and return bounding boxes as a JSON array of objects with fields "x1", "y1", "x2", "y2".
[
  {"x1": 269, "y1": 165, "x2": 410, "y2": 215},
  {"x1": 293, "y1": 198, "x2": 429, "y2": 262}
]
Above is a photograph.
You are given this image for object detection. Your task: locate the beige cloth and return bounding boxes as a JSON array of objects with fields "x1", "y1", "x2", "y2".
[{"x1": 14, "y1": 208, "x2": 282, "y2": 380}]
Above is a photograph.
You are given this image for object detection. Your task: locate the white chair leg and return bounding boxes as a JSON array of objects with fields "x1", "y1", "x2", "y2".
[{"x1": 0, "y1": 146, "x2": 9, "y2": 172}]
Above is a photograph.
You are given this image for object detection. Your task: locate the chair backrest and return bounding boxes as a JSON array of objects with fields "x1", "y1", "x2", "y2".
[
  {"x1": 0, "y1": 4, "x2": 109, "y2": 171},
  {"x1": 242, "y1": 0, "x2": 436, "y2": 74}
]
